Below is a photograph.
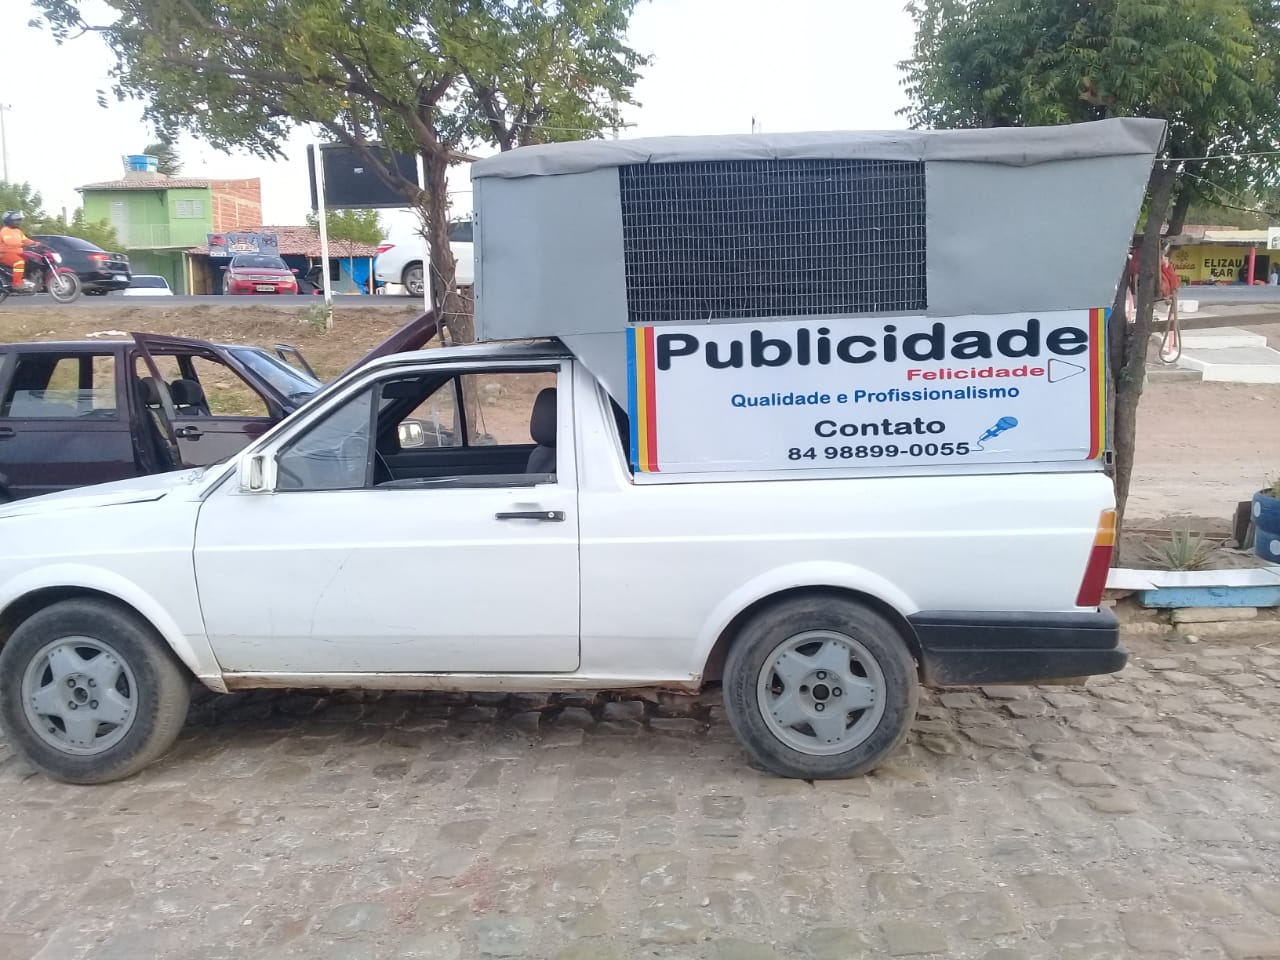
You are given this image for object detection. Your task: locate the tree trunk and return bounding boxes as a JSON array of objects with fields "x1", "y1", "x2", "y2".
[
  {"x1": 1103, "y1": 261, "x2": 1129, "y2": 486},
  {"x1": 1166, "y1": 178, "x2": 1194, "y2": 239},
  {"x1": 419, "y1": 149, "x2": 471, "y2": 344},
  {"x1": 1111, "y1": 161, "x2": 1178, "y2": 534}
]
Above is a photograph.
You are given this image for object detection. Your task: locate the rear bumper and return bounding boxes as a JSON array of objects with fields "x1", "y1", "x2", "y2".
[
  {"x1": 908, "y1": 609, "x2": 1124, "y2": 686},
  {"x1": 81, "y1": 272, "x2": 131, "y2": 291}
]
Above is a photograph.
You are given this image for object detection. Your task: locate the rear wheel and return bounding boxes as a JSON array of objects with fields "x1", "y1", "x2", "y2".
[
  {"x1": 0, "y1": 599, "x2": 191, "y2": 784},
  {"x1": 723, "y1": 595, "x2": 917, "y2": 779},
  {"x1": 403, "y1": 263, "x2": 425, "y2": 297}
]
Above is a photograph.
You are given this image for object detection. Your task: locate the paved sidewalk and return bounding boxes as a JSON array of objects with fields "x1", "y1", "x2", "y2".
[{"x1": 1, "y1": 640, "x2": 1278, "y2": 959}]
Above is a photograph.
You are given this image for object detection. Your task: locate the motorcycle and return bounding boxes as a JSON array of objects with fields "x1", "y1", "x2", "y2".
[{"x1": 0, "y1": 246, "x2": 82, "y2": 303}]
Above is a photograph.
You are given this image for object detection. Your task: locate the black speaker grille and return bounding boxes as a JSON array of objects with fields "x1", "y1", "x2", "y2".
[{"x1": 619, "y1": 158, "x2": 926, "y2": 324}]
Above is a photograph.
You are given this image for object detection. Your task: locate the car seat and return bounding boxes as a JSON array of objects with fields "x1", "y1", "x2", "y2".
[
  {"x1": 526, "y1": 388, "x2": 556, "y2": 474},
  {"x1": 169, "y1": 379, "x2": 211, "y2": 416},
  {"x1": 136, "y1": 377, "x2": 178, "y2": 470}
]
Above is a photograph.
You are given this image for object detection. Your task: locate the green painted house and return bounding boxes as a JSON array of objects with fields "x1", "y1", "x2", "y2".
[{"x1": 79, "y1": 163, "x2": 262, "y2": 293}]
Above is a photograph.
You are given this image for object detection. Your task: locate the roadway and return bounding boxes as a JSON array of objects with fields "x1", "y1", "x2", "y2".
[
  {"x1": 5, "y1": 294, "x2": 421, "y2": 310},
  {"x1": 1181, "y1": 285, "x2": 1280, "y2": 306}
]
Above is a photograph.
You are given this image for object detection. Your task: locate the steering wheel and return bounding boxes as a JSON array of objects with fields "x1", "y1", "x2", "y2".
[{"x1": 339, "y1": 436, "x2": 371, "y2": 486}]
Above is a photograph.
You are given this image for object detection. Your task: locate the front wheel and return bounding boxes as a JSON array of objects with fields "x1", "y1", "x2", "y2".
[
  {"x1": 47, "y1": 271, "x2": 81, "y2": 303},
  {"x1": 722, "y1": 595, "x2": 917, "y2": 779},
  {"x1": 0, "y1": 599, "x2": 192, "y2": 784}
]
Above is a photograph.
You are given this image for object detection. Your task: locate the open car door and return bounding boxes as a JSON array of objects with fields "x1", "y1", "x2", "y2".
[
  {"x1": 339, "y1": 311, "x2": 441, "y2": 379},
  {"x1": 274, "y1": 343, "x2": 317, "y2": 379},
  {"x1": 131, "y1": 333, "x2": 282, "y2": 468}
]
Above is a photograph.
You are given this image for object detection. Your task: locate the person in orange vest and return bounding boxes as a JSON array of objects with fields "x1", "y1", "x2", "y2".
[{"x1": 0, "y1": 211, "x2": 38, "y2": 288}]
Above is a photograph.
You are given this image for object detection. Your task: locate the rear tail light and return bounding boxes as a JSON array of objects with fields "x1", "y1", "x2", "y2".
[
  {"x1": 376, "y1": 244, "x2": 393, "y2": 255},
  {"x1": 88, "y1": 253, "x2": 110, "y2": 262},
  {"x1": 1075, "y1": 509, "x2": 1117, "y2": 607}
]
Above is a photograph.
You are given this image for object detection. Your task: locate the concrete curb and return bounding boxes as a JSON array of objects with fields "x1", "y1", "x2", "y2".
[{"x1": 1108, "y1": 566, "x2": 1280, "y2": 642}]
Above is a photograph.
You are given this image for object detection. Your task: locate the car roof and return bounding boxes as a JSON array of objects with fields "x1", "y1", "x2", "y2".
[
  {"x1": 349, "y1": 338, "x2": 570, "y2": 375},
  {"x1": 0, "y1": 339, "x2": 258, "y2": 352},
  {"x1": 0, "y1": 338, "x2": 569, "y2": 363}
]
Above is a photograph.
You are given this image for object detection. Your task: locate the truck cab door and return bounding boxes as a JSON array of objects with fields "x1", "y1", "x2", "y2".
[{"x1": 193, "y1": 359, "x2": 579, "y2": 675}]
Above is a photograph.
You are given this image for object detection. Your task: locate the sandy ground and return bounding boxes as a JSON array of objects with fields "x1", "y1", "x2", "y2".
[
  {"x1": 2, "y1": 301, "x2": 1275, "y2": 533},
  {"x1": 1127, "y1": 379, "x2": 1280, "y2": 530}
]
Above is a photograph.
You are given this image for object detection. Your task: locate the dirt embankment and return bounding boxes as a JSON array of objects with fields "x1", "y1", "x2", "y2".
[{"x1": 0, "y1": 301, "x2": 423, "y2": 381}]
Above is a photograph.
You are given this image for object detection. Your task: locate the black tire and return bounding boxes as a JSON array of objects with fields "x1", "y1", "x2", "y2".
[
  {"x1": 47, "y1": 271, "x2": 81, "y2": 304},
  {"x1": 403, "y1": 263, "x2": 425, "y2": 297},
  {"x1": 722, "y1": 595, "x2": 917, "y2": 779},
  {"x1": 0, "y1": 599, "x2": 191, "y2": 784},
  {"x1": 84, "y1": 288, "x2": 109, "y2": 296}
]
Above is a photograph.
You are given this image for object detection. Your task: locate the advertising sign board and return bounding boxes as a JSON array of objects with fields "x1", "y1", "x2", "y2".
[
  {"x1": 626, "y1": 309, "x2": 1108, "y2": 474},
  {"x1": 207, "y1": 233, "x2": 280, "y2": 259}
]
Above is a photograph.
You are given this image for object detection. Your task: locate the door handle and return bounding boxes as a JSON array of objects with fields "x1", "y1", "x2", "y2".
[
  {"x1": 495, "y1": 510, "x2": 565, "y2": 522},
  {"x1": 0, "y1": 428, "x2": 14, "y2": 439},
  {"x1": 175, "y1": 425, "x2": 202, "y2": 439}
]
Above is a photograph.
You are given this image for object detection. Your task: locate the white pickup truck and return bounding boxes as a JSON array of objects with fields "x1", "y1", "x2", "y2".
[{"x1": 0, "y1": 332, "x2": 1121, "y2": 784}]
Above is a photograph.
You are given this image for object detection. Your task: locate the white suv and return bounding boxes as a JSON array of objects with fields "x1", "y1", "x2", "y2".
[{"x1": 375, "y1": 220, "x2": 475, "y2": 296}]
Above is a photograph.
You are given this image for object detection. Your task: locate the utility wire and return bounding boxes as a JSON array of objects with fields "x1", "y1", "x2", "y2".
[
  {"x1": 1179, "y1": 169, "x2": 1280, "y2": 220},
  {"x1": 1158, "y1": 148, "x2": 1280, "y2": 163}
]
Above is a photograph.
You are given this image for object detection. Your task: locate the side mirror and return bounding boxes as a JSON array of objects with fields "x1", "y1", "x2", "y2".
[
  {"x1": 239, "y1": 453, "x2": 276, "y2": 493},
  {"x1": 291, "y1": 268, "x2": 300, "y2": 274},
  {"x1": 398, "y1": 420, "x2": 426, "y2": 448}
]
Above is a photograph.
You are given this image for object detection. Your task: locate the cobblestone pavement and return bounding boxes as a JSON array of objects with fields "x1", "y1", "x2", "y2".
[{"x1": 1, "y1": 638, "x2": 1279, "y2": 960}]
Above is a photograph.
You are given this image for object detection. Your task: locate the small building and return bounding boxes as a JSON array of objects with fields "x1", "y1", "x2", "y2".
[
  {"x1": 186, "y1": 224, "x2": 381, "y2": 295},
  {"x1": 1167, "y1": 226, "x2": 1277, "y2": 285},
  {"x1": 79, "y1": 155, "x2": 261, "y2": 294}
]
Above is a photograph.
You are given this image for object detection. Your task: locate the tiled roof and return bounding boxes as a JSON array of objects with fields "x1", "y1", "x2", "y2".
[
  {"x1": 188, "y1": 225, "x2": 382, "y2": 258},
  {"x1": 79, "y1": 173, "x2": 212, "y2": 191}
]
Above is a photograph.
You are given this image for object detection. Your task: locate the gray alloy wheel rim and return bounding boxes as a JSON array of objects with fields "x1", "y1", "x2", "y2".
[
  {"x1": 21, "y1": 636, "x2": 139, "y2": 756},
  {"x1": 756, "y1": 629, "x2": 887, "y2": 756},
  {"x1": 405, "y1": 265, "x2": 424, "y2": 296}
]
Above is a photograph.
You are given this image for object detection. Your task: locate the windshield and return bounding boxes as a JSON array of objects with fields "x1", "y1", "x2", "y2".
[
  {"x1": 232, "y1": 255, "x2": 287, "y2": 270},
  {"x1": 132, "y1": 276, "x2": 167, "y2": 288},
  {"x1": 229, "y1": 346, "x2": 322, "y2": 402}
]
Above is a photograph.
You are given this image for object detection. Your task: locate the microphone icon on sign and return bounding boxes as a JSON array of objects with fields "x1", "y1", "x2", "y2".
[{"x1": 976, "y1": 416, "x2": 1018, "y2": 450}]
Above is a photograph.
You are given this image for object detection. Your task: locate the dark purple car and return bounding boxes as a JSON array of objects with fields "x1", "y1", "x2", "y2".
[{"x1": 0, "y1": 315, "x2": 442, "y2": 501}]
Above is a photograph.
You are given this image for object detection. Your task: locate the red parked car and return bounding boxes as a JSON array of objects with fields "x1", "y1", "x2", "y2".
[{"x1": 221, "y1": 253, "x2": 297, "y2": 295}]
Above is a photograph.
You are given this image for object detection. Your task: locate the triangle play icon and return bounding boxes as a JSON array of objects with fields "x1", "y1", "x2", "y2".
[{"x1": 1048, "y1": 358, "x2": 1085, "y2": 383}]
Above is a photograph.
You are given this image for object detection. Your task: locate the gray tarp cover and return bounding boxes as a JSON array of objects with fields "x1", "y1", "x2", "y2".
[{"x1": 470, "y1": 117, "x2": 1166, "y2": 180}]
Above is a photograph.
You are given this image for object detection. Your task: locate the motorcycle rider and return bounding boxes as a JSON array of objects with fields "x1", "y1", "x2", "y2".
[{"x1": 0, "y1": 210, "x2": 39, "y2": 288}]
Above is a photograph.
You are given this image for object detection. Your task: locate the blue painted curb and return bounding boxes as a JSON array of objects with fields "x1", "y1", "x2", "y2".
[
  {"x1": 1136, "y1": 584, "x2": 1280, "y2": 609},
  {"x1": 1110, "y1": 566, "x2": 1280, "y2": 608}
]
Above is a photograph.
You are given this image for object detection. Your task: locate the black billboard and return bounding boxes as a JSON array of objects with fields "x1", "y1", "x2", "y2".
[{"x1": 307, "y1": 143, "x2": 419, "y2": 210}]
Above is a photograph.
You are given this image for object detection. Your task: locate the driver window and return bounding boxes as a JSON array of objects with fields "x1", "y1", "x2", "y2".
[
  {"x1": 373, "y1": 367, "x2": 559, "y2": 487},
  {"x1": 276, "y1": 387, "x2": 374, "y2": 491}
]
